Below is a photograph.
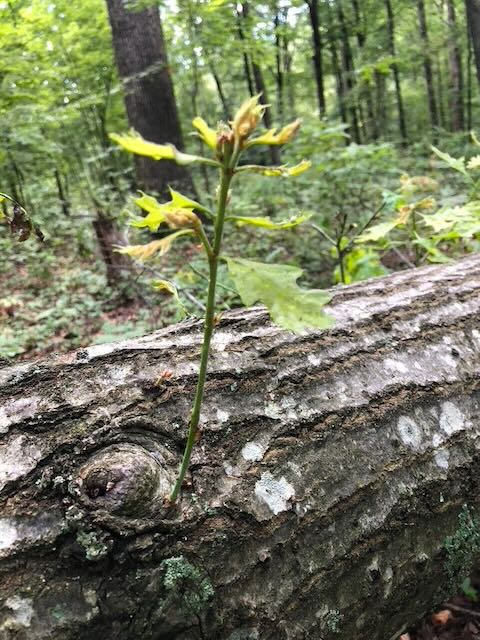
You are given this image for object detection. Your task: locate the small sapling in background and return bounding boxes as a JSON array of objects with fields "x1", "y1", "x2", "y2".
[
  {"x1": 111, "y1": 96, "x2": 333, "y2": 502},
  {"x1": 0, "y1": 192, "x2": 44, "y2": 242}
]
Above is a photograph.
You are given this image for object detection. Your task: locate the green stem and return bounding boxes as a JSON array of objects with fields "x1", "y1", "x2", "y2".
[
  {"x1": 169, "y1": 167, "x2": 233, "y2": 502},
  {"x1": 411, "y1": 210, "x2": 420, "y2": 267}
]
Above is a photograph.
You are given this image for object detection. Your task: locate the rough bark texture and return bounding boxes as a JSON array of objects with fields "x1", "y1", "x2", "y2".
[
  {"x1": 106, "y1": 0, "x2": 195, "y2": 197},
  {"x1": 1, "y1": 255, "x2": 480, "y2": 640}
]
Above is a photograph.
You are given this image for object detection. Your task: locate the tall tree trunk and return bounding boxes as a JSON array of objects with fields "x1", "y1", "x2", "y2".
[
  {"x1": 466, "y1": 0, "x2": 480, "y2": 86},
  {"x1": 375, "y1": 69, "x2": 388, "y2": 135},
  {"x1": 326, "y1": 2, "x2": 349, "y2": 132},
  {"x1": 210, "y1": 63, "x2": 230, "y2": 120},
  {"x1": 467, "y1": 24, "x2": 474, "y2": 129},
  {"x1": 350, "y1": 0, "x2": 376, "y2": 140},
  {"x1": 284, "y1": 32, "x2": 296, "y2": 117},
  {"x1": 385, "y1": 0, "x2": 408, "y2": 145},
  {"x1": 337, "y1": 0, "x2": 362, "y2": 143},
  {"x1": 235, "y1": 6, "x2": 256, "y2": 97},
  {"x1": 274, "y1": 8, "x2": 285, "y2": 121},
  {"x1": 105, "y1": 0, "x2": 195, "y2": 197},
  {"x1": 241, "y1": 2, "x2": 281, "y2": 165},
  {"x1": 417, "y1": 0, "x2": 440, "y2": 136},
  {"x1": 1, "y1": 256, "x2": 480, "y2": 639},
  {"x1": 54, "y1": 168, "x2": 70, "y2": 217},
  {"x1": 446, "y1": 0, "x2": 465, "y2": 131},
  {"x1": 436, "y1": 53, "x2": 447, "y2": 129},
  {"x1": 306, "y1": 0, "x2": 327, "y2": 118},
  {"x1": 92, "y1": 208, "x2": 131, "y2": 290}
]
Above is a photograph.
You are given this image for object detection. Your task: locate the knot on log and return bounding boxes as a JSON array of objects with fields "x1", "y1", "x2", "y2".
[{"x1": 75, "y1": 444, "x2": 174, "y2": 517}]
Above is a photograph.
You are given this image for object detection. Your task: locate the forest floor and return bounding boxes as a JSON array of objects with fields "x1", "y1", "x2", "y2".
[{"x1": 407, "y1": 584, "x2": 480, "y2": 640}]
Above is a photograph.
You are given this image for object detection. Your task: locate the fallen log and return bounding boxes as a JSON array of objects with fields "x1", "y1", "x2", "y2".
[{"x1": 1, "y1": 254, "x2": 480, "y2": 640}]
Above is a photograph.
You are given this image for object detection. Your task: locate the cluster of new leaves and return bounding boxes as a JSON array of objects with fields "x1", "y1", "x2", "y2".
[{"x1": 111, "y1": 96, "x2": 333, "y2": 334}]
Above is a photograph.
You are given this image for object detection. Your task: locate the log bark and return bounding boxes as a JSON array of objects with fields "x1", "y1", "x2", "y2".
[{"x1": 1, "y1": 255, "x2": 480, "y2": 639}]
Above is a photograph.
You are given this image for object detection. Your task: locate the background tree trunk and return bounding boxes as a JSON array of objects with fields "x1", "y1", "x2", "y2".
[
  {"x1": 240, "y1": 1, "x2": 281, "y2": 165},
  {"x1": 105, "y1": 0, "x2": 195, "y2": 197},
  {"x1": 337, "y1": 0, "x2": 362, "y2": 143},
  {"x1": 1, "y1": 255, "x2": 480, "y2": 639},
  {"x1": 466, "y1": 0, "x2": 480, "y2": 86},
  {"x1": 306, "y1": 0, "x2": 327, "y2": 118},
  {"x1": 417, "y1": 0, "x2": 440, "y2": 135},
  {"x1": 385, "y1": 0, "x2": 408, "y2": 144},
  {"x1": 447, "y1": 0, "x2": 465, "y2": 131}
]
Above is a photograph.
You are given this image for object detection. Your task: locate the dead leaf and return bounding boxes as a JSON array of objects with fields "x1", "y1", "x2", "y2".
[{"x1": 431, "y1": 609, "x2": 453, "y2": 626}]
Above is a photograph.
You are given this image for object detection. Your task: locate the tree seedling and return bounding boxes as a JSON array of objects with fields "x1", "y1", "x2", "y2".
[{"x1": 111, "y1": 96, "x2": 333, "y2": 502}]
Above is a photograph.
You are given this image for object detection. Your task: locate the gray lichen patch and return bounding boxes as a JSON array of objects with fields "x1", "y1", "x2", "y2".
[
  {"x1": 0, "y1": 434, "x2": 44, "y2": 491},
  {"x1": 254, "y1": 472, "x2": 295, "y2": 518},
  {"x1": 1, "y1": 595, "x2": 34, "y2": 630},
  {"x1": 439, "y1": 401, "x2": 467, "y2": 435},
  {"x1": 0, "y1": 396, "x2": 40, "y2": 433},
  {"x1": 241, "y1": 440, "x2": 268, "y2": 462},
  {"x1": 397, "y1": 416, "x2": 423, "y2": 450},
  {"x1": 0, "y1": 511, "x2": 65, "y2": 557}
]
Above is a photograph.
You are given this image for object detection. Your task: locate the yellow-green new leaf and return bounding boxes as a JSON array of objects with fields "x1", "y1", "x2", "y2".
[
  {"x1": 110, "y1": 132, "x2": 175, "y2": 160},
  {"x1": 247, "y1": 120, "x2": 301, "y2": 147},
  {"x1": 116, "y1": 230, "x2": 193, "y2": 261},
  {"x1": 132, "y1": 193, "x2": 167, "y2": 231},
  {"x1": 152, "y1": 279, "x2": 178, "y2": 296},
  {"x1": 240, "y1": 159, "x2": 311, "y2": 178},
  {"x1": 192, "y1": 117, "x2": 217, "y2": 149},
  {"x1": 152, "y1": 279, "x2": 187, "y2": 318},
  {"x1": 226, "y1": 258, "x2": 333, "y2": 334},
  {"x1": 467, "y1": 155, "x2": 480, "y2": 170},
  {"x1": 110, "y1": 131, "x2": 202, "y2": 165},
  {"x1": 168, "y1": 187, "x2": 201, "y2": 211},
  {"x1": 431, "y1": 146, "x2": 468, "y2": 176},
  {"x1": 228, "y1": 214, "x2": 310, "y2": 229},
  {"x1": 356, "y1": 220, "x2": 398, "y2": 243}
]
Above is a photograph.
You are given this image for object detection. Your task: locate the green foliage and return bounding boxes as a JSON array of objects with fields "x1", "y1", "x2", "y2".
[
  {"x1": 444, "y1": 505, "x2": 480, "y2": 586},
  {"x1": 226, "y1": 258, "x2": 332, "y2": 333},
  {"x1": 161, "y1": 556, "x2": 214, "y2": 615}
]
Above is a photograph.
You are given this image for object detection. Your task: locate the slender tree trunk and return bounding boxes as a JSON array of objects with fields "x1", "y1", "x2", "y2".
[
  {"x1": 92, "y1": 208, "x2": 131, "y2": 289},
  {"x1": 375, "y1": 69, "x2": 388, "y2": 135},
  {"x1": 417, "y1": 0, "x2": 440, "y2": 136},
  {"x1": 2, "y1": 256, "x2": 480, "y2": 639},
  {"x1": 436, "y1": 52, "x2": 447, "y2": 129},
  {"x1": 306, "y1": 0, "x2": 327, "y2": 118},
  {"x1": 274, "y1": 9, "x2": 285, "y2": 121},
  {"x1": 284, "y1": 33, "x2": 296, "y2": 117},
  {"x1": 326, "y1": 2, "x2": 349, "y2": 133},
  {"x1": 337, "y1": 0, "x2": 362, "y2": 143},
  {"x1": 236, "y1": 7, "x2": 255, "y2": 97},
  {"x1": 446, "y1": 0, "x2": 465, "y2": 131},
  {"x1": 385, "y1": 0, "x2": 408, "y2": 145},
  {"x1": 350, "y1": 0, "x2": 376, "y2": 140},
  {"x1": 210, "y1": 63, "x2": 230, "y2": 120},
  {"x1": 105, "y1": 0, "x2": 195, "y2": 197},
  {"x1": 241, "y1": 2, "x2": 281, "y2": 165},
  {"x1": 467, "y1": 25, "x2": 474, "y2": 129},
  {"x1": 54, "y1": 168, "x2": 70, "y2": 217},
  {"x1": 466, "y1": 0, "x2": 480, "y2": 85}
]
